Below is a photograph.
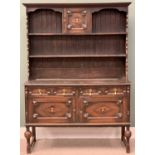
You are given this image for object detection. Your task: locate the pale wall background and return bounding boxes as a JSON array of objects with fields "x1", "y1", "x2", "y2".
[{"x1": 20, "y1": 0, "x2": 135, "y2": 126}]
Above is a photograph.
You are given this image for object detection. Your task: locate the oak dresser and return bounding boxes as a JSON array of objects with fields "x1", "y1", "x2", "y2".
[{"x1": 23, "y1": 2, "x2": 132, "y2": 153}]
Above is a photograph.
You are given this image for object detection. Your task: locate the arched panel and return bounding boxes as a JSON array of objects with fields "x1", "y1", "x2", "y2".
[
  {"x1": 92, "y1": 9, "x2": 126, "y2": 33},
  {"x1": 28, "y1": 9, "x2": 62, "y2": 33}
]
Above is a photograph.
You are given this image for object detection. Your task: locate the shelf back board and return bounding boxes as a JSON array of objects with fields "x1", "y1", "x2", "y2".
[
  {"x1": 29, "y1": 35, "x2": 126, "y2": 55},
  {"x1": 29, "y1": 57, "x2": 125, "y2": 80},
  {"x1": 28, "y1": 9, "x2": 62, "y2": 33}
]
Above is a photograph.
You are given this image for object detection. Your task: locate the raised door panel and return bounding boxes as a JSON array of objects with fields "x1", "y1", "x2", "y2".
[
  {"x1": 63, "y1": 8, "x2": 92, "y2": 33},
  {"x1": 27, "y1": 96, "x2": 75, "y2": 123},
  {"x1": 78, "y1": 86, "x2": 129, "y2": 123},
  {"x1": 79, "y1": 96, "x2": 125, "y2": 123}
]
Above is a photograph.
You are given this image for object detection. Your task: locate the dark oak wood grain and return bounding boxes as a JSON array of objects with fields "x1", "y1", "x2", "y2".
[
  {"x1": 29, "y1": 57, "x2": 125, "y2": 79},
  {"x1": 29, "y1": 35, "x2": 126, "y2": 55},
  {"x1": 28, "y1": 96, "x2": 75, "y2": 123},
  {"x1": 28, "y1": 9, "x2": 62, "y2": 33},
  {"x1": 92, "y1": 9, "x2": 126, "y2": 33},
  {"x1": 23, "y1": 2, "x2": 131, "y2": 153}
]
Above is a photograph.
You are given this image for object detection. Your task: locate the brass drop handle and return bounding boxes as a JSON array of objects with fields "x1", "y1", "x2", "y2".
[
  {"x1": 66, "y1": 99, "x2": 72, "y2": 106},
  {"x1": 117, "y1": 99, "x2": 122, "y2": 105},
  {"x1": 83, "y1": 100, "x2": 88, "y2": 106},
  {"x1": 67, "y1": 24, "x2": 72, "y2": 30},
  {"x1": 80, "y1": 91, "x2": 83, "y2": 94},
  {"x1": 80, "y1": 89, "x2": 102, "y2": 96},
  {"x1": 38, "y1": 89, "x2": 42, "y2": 95},
  {"x1": 82, "y1": 10, "x2": 87, "y2": 14},
  {"x1": 50, "y1": 106, "x2": 55, "y2": 113},
  {"x1": 53, "y1": 91, "x2": 57, "y2": 95},
  {"x1": 116, "y1": 113, "x2": 122, "y2": 119},
  {"x1": 79, "y1": 110, "x2": 83, "y2": 114},
  {"x1": 104, "y1": 90, "x2": 109, "y2": 94},
  {"x1": 33, "y1": 113, "x2": 38, "y2": 119},
  {"x1": 83, "y1": 113, "x2": 89, "y2": 119},
  {"x1": 66, "y1": 112, "x2": 72, "y2": 119},
  {"x1": 72, "y1": 91, "x2": 76, "y2": 95},
  {"x1": 47, "y1": 91, "x2": 51, "y2": 95},
  {"x1": 73, "y1": 108, "x2": 76, "y2": 113},
  {"x1": 67, "y1": 10, "x2": 72, "y2": 14},
  {"x1": 54, "y1": 90, "x2": 75, "y2": 96},
  {"x1": 101, "y1": 107, "x2": 106, "y2": 113},
  {"x1": 98, "y1": 90, "x2": 102, "y2": 94},
  {"x1": 82, "y1": 24, "x2": 87, "y2": 29},
  {"x1": 32, "y1": 100, "x2": 37, "y2": 105}
]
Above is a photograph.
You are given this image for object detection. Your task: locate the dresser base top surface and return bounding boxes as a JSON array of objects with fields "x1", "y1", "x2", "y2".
[{"x1": 25, "y1": 79, "x2": 130, "y2": 86}]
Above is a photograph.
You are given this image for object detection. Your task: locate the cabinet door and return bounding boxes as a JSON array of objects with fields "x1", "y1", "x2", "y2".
[
  {"x1": 79, "y1": 96, "x2": 126, "y2": 123},
  {"x1": 63, "y1": 8, "x2": 92, "y2": 33},
  {"x1": 27, "y1": 96, "x2": 75, "y2": 123}
]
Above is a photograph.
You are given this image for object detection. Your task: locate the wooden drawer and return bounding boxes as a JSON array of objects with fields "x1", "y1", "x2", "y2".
[
  {"x1": 27, "y1": 96, "x2": 75, "y2": 123},
  {"x1": 79, "y1": 96, "x2": 127, "y2": 123},
  {"x1": 63, "y1": 8, "x2": 92, "y2": 33},
  {"x1": 79, "y1": 87, "x2": 127, "y2": 96},
  {"x1": 27, "y1": 87, "x2": 76, "y2": 96}
]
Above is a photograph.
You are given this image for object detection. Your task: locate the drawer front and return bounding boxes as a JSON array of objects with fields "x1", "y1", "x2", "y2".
[
  {"x1": 79, "y1": 87, "x2": 127, "y2": 96},
  {"x1": 79, "y1": 96, "x2": 125, "y2": 123},
  {"x1": 63, "y1": 8, "x2": 92, "y2": 33},
  {"x1": 27, "y1": 96, "x2": 75, "y2": 123},
  {"x1": 27, "y1": 87, "x2": 76, "y2": 96}
]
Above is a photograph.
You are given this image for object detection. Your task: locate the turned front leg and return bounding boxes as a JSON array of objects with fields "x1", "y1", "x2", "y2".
[
  {"x1": 32, "y1": 127, "x2": 36, "y2": 142},
  {"x1": 121, "y1": 126, "x2": 125, "y2": 141},
  {"x1": 24, "y1": 126, "x2": 32, "y2": 154},
  {"x1": 125, "y1": 126, "x2": 131, "y2": 153}
]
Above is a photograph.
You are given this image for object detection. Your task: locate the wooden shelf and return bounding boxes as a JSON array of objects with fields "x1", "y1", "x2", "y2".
[
  {"x1": 29, "y1": 54, "x2": 126, "y2": 58},
  {"x1": 28, "y1": 32, "x2": 127, "y2": 36}
]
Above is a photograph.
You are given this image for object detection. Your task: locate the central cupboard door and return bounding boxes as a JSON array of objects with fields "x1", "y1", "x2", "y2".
[{"x1": 63, "y1": 8, "x2": 92, "y2": 33}]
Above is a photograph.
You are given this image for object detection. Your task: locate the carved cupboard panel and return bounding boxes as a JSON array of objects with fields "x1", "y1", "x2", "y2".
[
  {"x1": 63, "y1": 8, "x2": 92, "y2": 33},
  {"x1": 27, "y1": 96, "x2": 75, "y2": 123}
]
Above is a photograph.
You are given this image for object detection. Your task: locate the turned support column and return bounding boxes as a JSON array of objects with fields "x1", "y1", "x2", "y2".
[
  {"x1": 125, "y1": 126, "x2": 131, "y2": 153},
  {"x1": 121, "y1": 126, "x2": 125, "y2": 141},
  {"x1": 32, "y1": 127, "x2": 36, "y2": 142},
  {"x1": 24, "y1": 126, "x2": 32, "y2": 154}
]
